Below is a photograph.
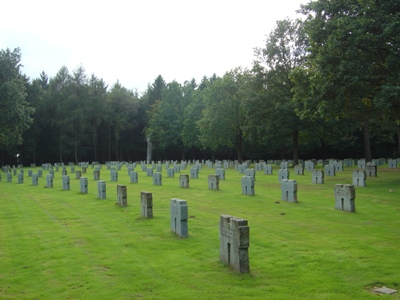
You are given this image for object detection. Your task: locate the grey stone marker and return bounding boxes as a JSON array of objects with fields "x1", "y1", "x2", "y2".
[
  {"x1": 352, "y1": 170, "x2": 366, "y2": 187},
  {"x1": 110, "y1": 170, "x2": 118, "y2": 182},
  {"x1": 130, "y1": 171, "x2": 138, "y2": 183},
  {"x1": 357, "y1": 159, "x2": 366, "y2": 169},
  {"x1": 18, "y1": 173, "x2": 23, "y2": 184},
  {"x1": 263, "y1": 165, "x2": 273, "y2": 175},
  {"x1": 6, "y1": 172, "x2": 12, "y2": 183},
  {"x1": 366, "y1": 162, "x2": 377, "y2": 177},
  {"x1": 190, "y1": 166, "x2": 199, "y2": 179},
  {"x1": 93, "y1": 170, "x2": 100, "y2": 180},
  {"x1": 156, "y1": 165, "x2": 162, "y2": 172},
  {"x1": 46, "y1": 174, "x2": 53, "y2": 188},
  {"x1": 170, "y1": 198, "x2": 188, "y2": 238},
  {"x1": 167, "y1": 168, "x2": 175, "y2": 178},
  {"x1": 75, "y1": 170, "x2": 82, "y2": 179},
  {"x1": 388, "y1": 159, "x2": 397, "y2": 169},
  {"x1": 38, "y1": 169, "x2": 43, "y2": 178},
  {"x1": 208, "y1": 174, "x2": 219, "y2": 190},
  {"x1": 82, "y1": 166, "x2": 87, "y2": 174},
  {"x1": 219, "y1": 214, "x2": 250, "y2": 273},
  {"x1": 62, "y1": 169, "x2": 67, "y2": 176},
  {"x1": 179, "y1": 174, "x2": 189, "y2": 188},
  {"x1": 245, "y1": 169, "x2": 255, "y2": 180},
  {"x1": 174, "y1": 165, "x2": 181, "y2": 173},
  {"x1": 80, "y1": 177, "x2": 88, "y2": 194},
  {"x1": 71, "y1": 166, "x2": 75, "y2": 173},
  {"x1": 241, "y1": 176, "x2": 255, "y2": 195},
  {"x1": 97, "y1": 180, "x2": 106, "y2": 199},
  {"x1": 117, "y1": 185, "x2": 127, "y2": 207},
  {"x1": 324, "y1": 165, "x2": 335, "y2": 176},
  {"x1": 216, "y1": 168, "x2": 225, "y2": 180},
  {"x1": 278, "y1": 169, "x2": 289, "y2": 182},
  {"x1": 146, "y1": 168, "x2": 153, "y2": 177},
  {"x1": 32, "y1": 174, "x2": 38, "y2": 186},
  {"x1": 305, "y1": 161, "x2": 314, "y2": 171},
  {"x1": 281, "y1": 179, "x2": 298, "y2": 203},
  {"x1": 28, "y1": 170, "x2": 32, "y2": 177},
  {"x1": 280, "y1": 161, "x2": 288, "y2": 169},
  {"x1": 334, "y1": 184, "x2": 355, "y2": 212},
  {"x1": 334, "y1": 161, "x2": 343, "y2": 172},
  {"x1": 62, "y1": 175, "x2": 70, "y2": 190},
  {"x1": 49, "y1": 169, "x2": 54, "y2": 176},
  {"x1": 141, "y1": 191, "x2": 153, "y2": 218},
  {"x1": 238, "y1": 165, "x2": 245, "y2": 174},
  {"x1": 312, "y1": 169, "x2": 324, "y2": 184},
  {"x1": 153, "y1": 172, "x2": 162, "y2": 186},
  {"x1": 294, "y1": 165, "x2": 304, "y2": 175}
]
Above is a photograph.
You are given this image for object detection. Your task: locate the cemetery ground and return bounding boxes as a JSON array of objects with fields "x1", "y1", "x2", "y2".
[{"x1": 0, "y1": 163, "x2": 399, "y2": 299}]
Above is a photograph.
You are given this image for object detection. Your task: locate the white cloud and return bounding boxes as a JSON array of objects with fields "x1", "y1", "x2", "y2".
[{"x1": 0, "y1": 0, "x2": 308, "y2": 93}]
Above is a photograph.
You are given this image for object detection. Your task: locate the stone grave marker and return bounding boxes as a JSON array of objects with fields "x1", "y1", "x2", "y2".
[
  {"x1": 179, "y1": 174, "x2": 189, "y2": 188},
  {"x1": 167, "y1": 168, "x2": 174, "y2": 178},
  {"x1": 190, "y1": 166, "x2": 199, "y2": 179},
  {"x1": 153, "y1": 172, "x2": 162, "y2": 186},
  {"x1": 46, "y1": 174, "x2": 53, "y2": 188},
  {"x1": 28, "y1": 170, "x2": 32, "y2": 177},
  {"x1": 278, "y1": 169, "x2": 289, "y2": 182},
  {"x1": 130, "y1": 171, "x2": 138, "y2": 183},
  {"x1": 366, "y1": 162, "x2": 377, "y2": 177},
  {"x1": 312, "y1": 169, "x2": 324, "y2": 184},
  {"x1": 110, "y1": 170, "x2": 118, "y2": 182},
  {"x1": 62, "y1": 169, "x2": 67, "y2": 176},
  {"x1": 352, "y1": 170, "x2": 366, "y2": 187},
  {"x1": 357, "y1": 159, "x2": 366, "y2": 169},
  {"x1": 324, "y1": 165, "x2": 335, "y2": 176},
  {"x1": 216, "y1": 168, "x2": 225, "y2": 180},
  {"x1": 241, "y1": 176, "x2": 255, "y2": 195},
  {"x1": 70, "y1": 166, "x2": 75, "y2": 173},
  {"x1": 388, "y1": 159, "x2": 397, "y2": 169},
  {"x1": 75, "y1": 170, "x2": 82, "y2": 179},
  {"x1": 170, "y1": 198, "x2": 188, "y2": 238},
  {"x1": 18, "y1": 173, "x2": 23, "y2": 184},
  {"x1": 280, "y1": 161, "x2": 288, "y2": 169},
  {"x1": 93, "y1": 170, "x2": 100, "y2": 180},
  {"x1": 208, "y1": 174, "x2": 219, "y2": 190},
  {"x1": 245, "y1": 169, "x2": 255, "y2": 180},
  {"x1": 32, "y1": 174, "x2": 38, "y2": 186},
  {"x1": 117, "y1": 185, "x2": 127, "y2": 207},
  {"x1": 281, "y1": 179, "x2": 298, "y2": 203},
  {"x1": 219, "y1": 214, "x2": 250, "y2": 273},
  {"x1": 146, "y1": 168, "x2": 153, "y2": 177},
  {"x1": 294, "y1": 165, "x2": 304, "y2": 175},
  {"x1": 62, "y1": 175, "x2": 70, "y2": 190},
  {"x1": 80, "y1": 177, "x2": 88, "y2": 194},
  {"x1": 97, "y1": 180, "x2": 106, "y2": 199},
  {"x1": 38, "y1": 169, "x2": 43, "y2": 178},
  {"x1": 141, "y1": 191, "x2": 153, "y2": 218},
  {"x1": 263, "y1": 165, "x2": 273, "y2": 175},
  {"x1": 174, "y1": 165, "x2": 181, "y2": 173},
  {"x1": 334, "y1": 184, "x2": 355, "y2": 212},
  {"x1": 305, "y1": 161, "x2": 314, "y2": 171}
]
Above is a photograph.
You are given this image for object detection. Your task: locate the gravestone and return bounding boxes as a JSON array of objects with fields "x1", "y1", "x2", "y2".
[
  {"x1": 357, "y1": 159, "x2": 366, "y2": 169},
  {"x1": 170, "y1": 198, "x2": 188, "y2": 238},
  {"x1": 38, "y1": 170, "x2": 43, "y2": 178},
  {"x1": 366, "y1": 162, "x2": 377, "y2": 177},
  {"x1": 62, "y1": 175, "x2": 70, "y2": 190},
  {"x1": 110, "y1": 170, "x2": 118, "y2": 182},
  {"x1": 62, "y1": 169, "x2": 68, "y2": 176},
  {"x1": 344, "y1": 158, "x2": 353, "y2": 167},
  {"x1": 71, "y1": 166, "x2": 75, "y2": 173},
  {"x1": 156, "y1": 164, "x2": 162, "y2": 172},
  {"x1": 254, "y1": 163, "x2": 262, "y2": 171},
  {"x1": 245, "y1": 169, "x2": 255, "y2": 180},
  {"x1": 82, "y1": 166, "x2": 87, "y2": 174},
  {"x1": 305, "y1": 161, "x2": 314, "y2": 171},
  {"x1": 75, "y1": 170, "x2": 82, "y2": 179},
  {"x1": 208, "y1": 174, "x2": 219, "y2": 190},
  {"x1": 334, "y1": 161, "x2": 343, "y2": 172},
  {"x1": 46, "y1": 174, "x2": 53, "y2": 188},
  {"x1": 80, "y1": 177, "x2": 88, "y2": 194},
  {"x1": 93, "y1": 170, "x2": 100, "y2": 180},
  {"x1": 219, "y1": 214, "x2": 250, "y2": 273},
  {"x1": 280, "y1": 161, "x2": 288, "y2": 169},
  {"x1": 238, "y1": 165, "x2": 245, "y2": 174},
  {"x1": 241, "y1": 176, "x2": 255, "y2": 196},
  {"x1": 281, "y1": 179, "x2": 298, "y2": 203},
  {"x1": 263, "y1": 165, "x2": 273, "y2": 175},
  {"x1": 141, "y1": 191, "x2": 153, "y2": 218},
  {"x1": 28, "y1": 170, "x2": 32, "y2": 177},
  {"x1": 167, "y1": 168, "x2": 175, "y2": 178},
  {"x1": 179, "y1": 174, "x2": 189, "y2": 188},
  {"x1": 190, "y1": 166, "x2": 199, "y2": 179},
  {"x1": 173, "y1": 165, "x2": 181, "y2": 173},
  {"x1": 388, "y1": 159, "x2": 397, "y2": 169},
  {"x1": 32, "y1": 174, "x2": 38, "y2": 186},
  {"x1": 294, "y1": 165, "x2": 304, "y2": 175},
  {"x1": 146, "y1": 168, "x2": 153, "y2": 177},
  {"x1": 352, "y1": 170, "x2": 366, "y2": 187},
  {"x1": 153, "y1": 172, "x2": 162, "y2": 186},
  {"x1": 18, "y1": 173, "x2": 23, "y2": 184},
  {"x1": 278, "y1": 169, "x2": 289, "y2": 182},
  {"x1": 6, "y1": 172, "x2": 12, "y2": 183},
  {"x1": 130, "y1": 171, "x2": 138, "y2": 183},
  {"x1": 117, "y1": 185, "x2": 127, "y2": 207},
  {"x1": 49, "y1": 169, "x2": 54, "y2": 176},
  {"x1": 334, "y1": 184, "x2": 356, "y2": 212},
  {"x1": 312, "y1": 169, "x2": 324, "y2": 184},
  {"x1": 324, "y1": 165, "x2": 335, "y2": 176},
  {"x1": 216, "y1": 168, "x2": 225, "y2": 180},
  {"x1": 97, "y1": 180, "x2": 106, "y2": 199}
]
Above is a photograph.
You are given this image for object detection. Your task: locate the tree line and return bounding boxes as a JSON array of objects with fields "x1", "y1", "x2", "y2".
[{"x1": 1, "y1": 0, "x2": 399, "y2": 166}]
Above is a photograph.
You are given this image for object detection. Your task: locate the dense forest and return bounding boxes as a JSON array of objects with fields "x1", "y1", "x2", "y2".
[{"x1": 1, "y1": 0, "x2": 399, "y2": 166}]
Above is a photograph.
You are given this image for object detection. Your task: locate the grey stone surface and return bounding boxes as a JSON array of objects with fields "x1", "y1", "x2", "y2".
[
  {"x1": 93, "y1": 170, "x2": 100, "y2": 180},
  {"x1": 31, "y1": 174, "x2": 38, "y2": 186},
  {"x1": 294, "y1": 165, "x2": 304, "y2": 175},
  {"x1": 17, "y1": 173, "x2": 23, "y2": 184},
  {"x1": 334, "y1": 184, "x2": 355, "y2": 212},
  {"x1": 167, "y1": 168, "x2": 174, "y2": 178},
  {"x1": 179, "y1": 174, "x2": 189, "y2": 188},
  {"x1": 373, "y1": 286, "x2": 397, "y2": 295},
  {"x1": 312, "y1": 169, "x2": 324, "y2": 184},
  {"x1": 110, "y1": 170, "x2": 118, "y2": 182},
  {"x1": 130, "y1": 171, "x2": 138, "y2": 183},
  {"x1": 97, "y1": 180, "x2": 106, "y2": 199},
  {"x1": 153, "y1": 172, "x2": 162, "y2": 186},
  {"x1": 352, "y1": 170, "x2": 366, "y2": 187},
  {"x1": 208, "y1": 174, "x2": 219, "y2": 190},
  {"x1": 75, "y1": 170, "x2": 82, "y2": 179},
  {"x1": 216, "y1": 168, "x2": 225, "y2": 180},
  {"x1": 263, "y1": 165, "x2": 273, "y2": 175},
  {"x1": 117, "y1": 185, "x2": 127, "y2": 207},
  {"x1": 366, "y1": 162, "x2": 377, "y2": 177},
  {"x1": 80, "y1": 177, "x2": 88, "y2": 194},
  {"x1": 324, "y1": 165, "x2": 335, "y2": 176},
  {"x1": 170, "y1": 198, "x2": 188, "y2": 238},
  {"x1": 278, "y1": 169, "x2": 289, "y2": 182},
  {"x1": 219, "y1": 214, "x2": 250, "y2": 273},
  {"x1": 281, "y1": 179, "x2": 298, "y2": 203},
  {"x1": 241, "y1": 176, "x2": 255, "y2": 195},
  {"x1": 6, "y1": 172, "x2": 12, "y2": 183},
  {"x1": 46, "y1": 174, "x2": 53, "y2": 188},
  {"x1": 62, "y1": 175, "x2": 70, "y2": 190},
  {"x1": 141, "y1": 191, "x2": 153, "y2": 218},
  {"x1": 190, "y1": 166, "x2": 199, "y2": 179}
]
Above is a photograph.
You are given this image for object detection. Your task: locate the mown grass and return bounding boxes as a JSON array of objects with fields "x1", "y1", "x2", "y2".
[{"x1": 0, "y1": 163, "x2": 399, "y2": 299}]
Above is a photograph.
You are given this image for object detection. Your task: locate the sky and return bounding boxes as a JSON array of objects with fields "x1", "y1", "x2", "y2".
[{"x1": 1, "y1": 0, "x2": 308, "y2": 94}]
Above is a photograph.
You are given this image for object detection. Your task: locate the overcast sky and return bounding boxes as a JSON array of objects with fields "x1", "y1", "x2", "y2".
[{"x1": 1, "y1": 0, "x2": 308, "y2": 94}]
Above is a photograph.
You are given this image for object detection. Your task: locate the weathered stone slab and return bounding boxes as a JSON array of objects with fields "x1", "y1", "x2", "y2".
[
  {"x1": 98, "y1": 180, "x2": 106, "y2": 199},
  {"x1": 278, "y1": 169, "x2": 289, "y2": 182},
  {"x1": 117, "y1": 185, "x2": 127, "y2": 207},
  {"x1": 208, "y1": 174, "x2": 219, "y2": 190},
  {"x1": 179, "y1": 174, "x2": 189, "y2": 188},
  {"x1": 352, "y1": 170, "x2": 366, "y2": 187},
  {"x1": 80, "y1": 177, "x2": 88, "y2": 194},
  {"x1": 141, "y1": 191, "x2": 153, "y2": 218},
  {"x1": 281, "y1": 179, "x2": 298, "y2": 203},
  {"x1": 62, "y1": 175, "x2": 70, "y2": 190},
  {"x1": 334, "y1": 184, "x2": 355, "y2": 212},
  {"x1": 312, "y1": 169, "x2": 324, "y2": 184},
  {"x1": 153, "y1": 172, "x2": 162, "y2": 186},
  {"x1": 170, "y1": 198, "x2": 188, "y2": 238},
  {"x1": 130, "y1": 171, "x2": 138, "y2": 183},
  {"x1": 241, "y1": 176, "x2": 255, "y2": 196}
]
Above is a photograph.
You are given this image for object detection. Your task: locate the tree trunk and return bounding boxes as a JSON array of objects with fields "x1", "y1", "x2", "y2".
[
  {"x1": 363, "y1": 119, "x2": 372, "y2": 162},
  {"x1": 237, "y1": 128, "x2": 243, "y2": 163},
  {"x1": 292, "y1": 129, "x2": 299, "y2": 166}
]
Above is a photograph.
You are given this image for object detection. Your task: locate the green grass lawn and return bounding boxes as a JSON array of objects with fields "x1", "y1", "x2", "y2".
[{"x1": 1, "y1": 163, "x2": 399, "y2": 299}]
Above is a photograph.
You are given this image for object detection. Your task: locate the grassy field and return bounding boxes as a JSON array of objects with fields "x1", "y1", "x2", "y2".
[{"x1": 0, "y1": 162, "x2": 399, "y2": 299}]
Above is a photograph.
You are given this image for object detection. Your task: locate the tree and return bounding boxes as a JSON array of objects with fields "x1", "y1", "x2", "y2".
[
  {"x1": 0, "y1": 48, "x2": 34, "y2": 155},
  {"x1": 298, "y1": 0, "x2": 400, "y2": 161},
  {"x1": 197, "y1": 69, "x2": 251, "y2": 162}
]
